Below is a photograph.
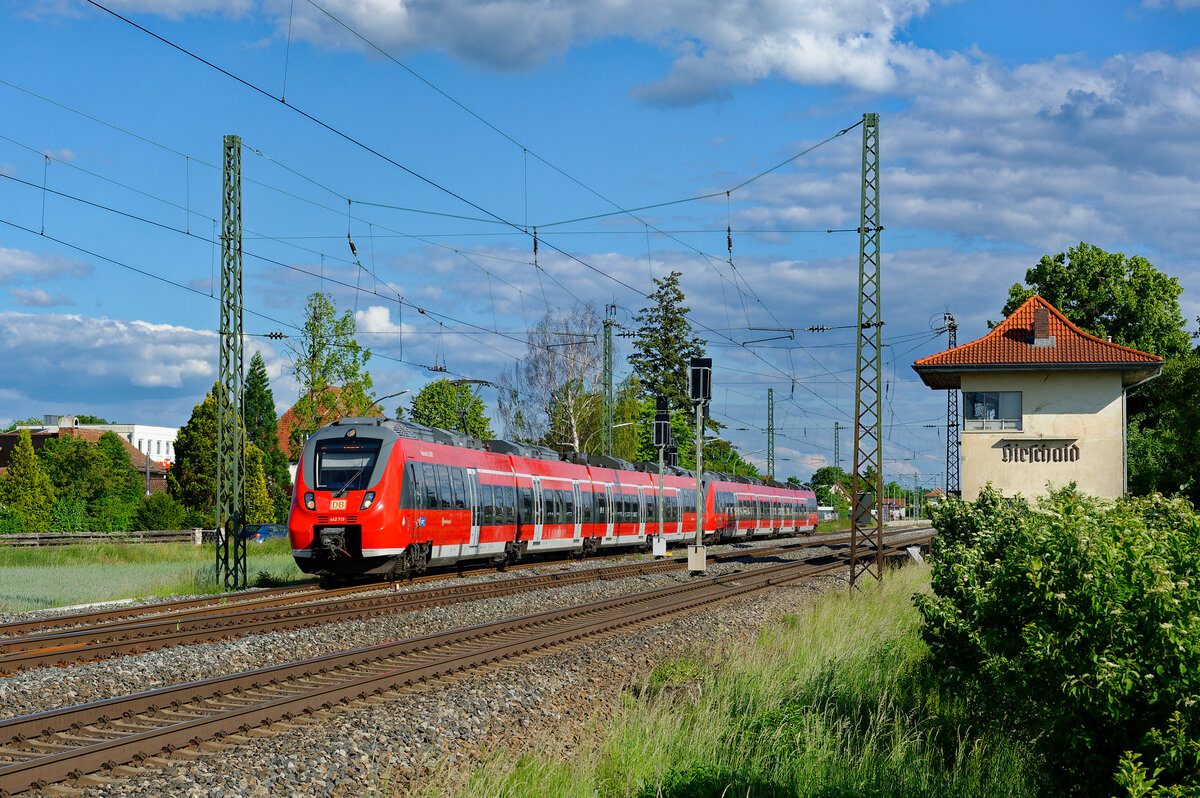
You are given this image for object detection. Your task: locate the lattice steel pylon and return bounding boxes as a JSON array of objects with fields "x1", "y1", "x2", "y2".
[
  {"x1": 217, "y1": 134, "x2": 246, "y2": 590},
  {"x1": 850, "y1": 113, "x2": 884, "y2": 591},
  {"x1": 766, "y1": 388, "x2": 775, "y2": 481},
  {"x1": 603, "y1": 304, "x2": 615, "y2": 456},
  {"x1": 944, "y1": 313, "x2": 960, "y2": 497}
]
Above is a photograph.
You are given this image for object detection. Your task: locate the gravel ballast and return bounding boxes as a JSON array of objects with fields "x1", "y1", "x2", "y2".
[{"x1": 3, "y1": 534, "x2": 924, "y2": 796}]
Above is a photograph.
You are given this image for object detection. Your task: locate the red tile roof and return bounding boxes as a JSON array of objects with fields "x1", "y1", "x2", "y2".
[
  {"x1": 913, "y1": 295, "x2": 1162, "y2": 389},
  {"x1": 276, "y1": 387, "x2": 384, "y2": 460}
]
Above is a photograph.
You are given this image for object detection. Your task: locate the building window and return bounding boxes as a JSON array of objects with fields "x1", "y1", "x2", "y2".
[{"x1": 964, "y1": 391, "x2": 1022, "y2": 430}]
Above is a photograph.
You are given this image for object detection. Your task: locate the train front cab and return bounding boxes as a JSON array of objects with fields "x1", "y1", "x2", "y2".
[{"x1": 289, "y1": 420, "x2": 409, "y2": 577}]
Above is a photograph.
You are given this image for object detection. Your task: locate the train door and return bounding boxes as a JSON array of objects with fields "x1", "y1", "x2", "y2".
[
  {"x1": 532, "y1": 477, "x2": 544, "y2": 545},
  {"x1": 636, "y1": 486, "x2": 646, "y2": 540},
  {"x1": 604, "y1": 484, "x2": 615, "y2": 541},
  {"x1": 463, "y1": 469, "x2": 481, "y2": 556},
  {"x1": 572, "y1": 481, "x2": 583, "y2": 542}
]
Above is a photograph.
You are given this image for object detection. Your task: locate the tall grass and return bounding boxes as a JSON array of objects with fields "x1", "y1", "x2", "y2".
[
  {"x1": 428, "y1": 564, "x2": 1043, "y2": 798},
  {"x1": 0, "y1": 538, "x2": 308, "y2": 611}
]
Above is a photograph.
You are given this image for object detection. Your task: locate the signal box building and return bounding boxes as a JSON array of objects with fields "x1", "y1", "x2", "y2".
[{"x1": 912, "y1": 296, "x2": 1162, "y2": 500}]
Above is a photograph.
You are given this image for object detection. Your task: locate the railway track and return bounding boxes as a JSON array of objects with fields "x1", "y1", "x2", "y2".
[
  {"x1": 0, "y1": 528, "x2": 933, "y2": 675},
  {"x1": 0, "y1": 525, "x2": 883, "y2": 639},
  {"x1": 0, "y1": 536, "x2": 927, "y2": 796}
]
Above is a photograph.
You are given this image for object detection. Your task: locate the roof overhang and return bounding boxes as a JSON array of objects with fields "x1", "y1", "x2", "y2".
[{"x1": 912, "y1": 361, "x2": 1163, "y2": 390}]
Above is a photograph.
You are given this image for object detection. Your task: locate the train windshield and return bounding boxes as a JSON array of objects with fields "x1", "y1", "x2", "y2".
[{"x1": 314, "y1": 438, "x2": 382, "y2": 493}]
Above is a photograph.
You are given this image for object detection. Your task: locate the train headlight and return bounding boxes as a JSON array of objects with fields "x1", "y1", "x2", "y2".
[
  {"x1": 304, "y1": 491, "x2": 316, "y2": 511},
  {"x1": 360, "y1": 491, "x2": 376, "y2": 510}
]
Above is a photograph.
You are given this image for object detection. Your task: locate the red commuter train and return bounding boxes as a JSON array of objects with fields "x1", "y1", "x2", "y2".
[{"x1": 287, "y1": 417, "x2": 818, "y2": 580}]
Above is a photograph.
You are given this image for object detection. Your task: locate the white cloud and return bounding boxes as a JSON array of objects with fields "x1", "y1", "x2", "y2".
[
  {"x1": 80, "y1": 0, "x2": 939, "y2": 104},
  {"x1": 0, "y1": 247, "x2": 92, "y2": 285},
  {"x1": 733, "y1": 49, "x2": 1200, "y2": 278},
  {"x1": 1142, "y1": 0, "x2": 1200, "y2": 10},
  {"x1": 8, "y1": 287, "x2": 74, "y2": 307},
  {"x1": 0, "y1": 311, "x2": 215, "y2": 394}
]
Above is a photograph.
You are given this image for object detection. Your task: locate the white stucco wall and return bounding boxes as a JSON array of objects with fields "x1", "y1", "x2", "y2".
[{"x1": 959, "y1": 370, "x2": 1125, "y2": 501}]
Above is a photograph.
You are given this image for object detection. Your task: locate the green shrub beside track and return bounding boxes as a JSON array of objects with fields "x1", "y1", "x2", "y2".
[
  {"x1": 432, "y1": 564, "x2": 1042, "y2": 798},
  {"x1": 918, "y1": 488, "x2": 1200, "y2": 796}
]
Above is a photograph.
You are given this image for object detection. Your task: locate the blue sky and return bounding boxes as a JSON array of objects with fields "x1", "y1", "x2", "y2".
[{"x1": 2, "y1": 0, "x2": 1198, "y2": 485}]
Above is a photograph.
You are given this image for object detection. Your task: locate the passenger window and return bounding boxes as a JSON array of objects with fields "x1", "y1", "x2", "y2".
[
  {"x1": 480, "y1": 484, "x2": 494, "y2": 524},
  {"x1": 452, "y1": 469, "x2": 467, "y2": 510},
  {"x1": 437, "y1": 465, "x2": 453, "y2": 510},
  {"x1": 423, "y1": 464, "x2": 438, "y2": 510}
]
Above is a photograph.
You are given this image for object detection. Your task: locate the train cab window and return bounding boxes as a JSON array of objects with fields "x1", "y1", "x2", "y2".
[
  {"x1": 422, "y1": 464, "x2": 438, "y2": 510},
  {"x1": 436, "y1": 466, "x2": 453, "y2": 510},
  {"x1": 451, "y1": 469, "x2": 467, "y2": 510},
  {"x1": 314, "y1": 437, "x2": 382, "y2": 492}
]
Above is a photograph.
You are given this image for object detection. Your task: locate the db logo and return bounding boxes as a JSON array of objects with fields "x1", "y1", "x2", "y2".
[{"x1": 329, "y1": 499, "x2": 347, "y2": 510}]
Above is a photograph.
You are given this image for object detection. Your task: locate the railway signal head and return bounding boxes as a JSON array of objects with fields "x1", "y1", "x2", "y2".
[{"x1": 689, "y1": 358, "x2": 712, "y2": 404}]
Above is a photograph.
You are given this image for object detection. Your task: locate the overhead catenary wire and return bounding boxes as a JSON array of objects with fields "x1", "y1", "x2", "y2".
[
  {"x1": 67, "y1": 5, "x2": 846, "y2": 394},
  {"x1": 9, "y1": 10, "x2": 945, "y2": 468}
]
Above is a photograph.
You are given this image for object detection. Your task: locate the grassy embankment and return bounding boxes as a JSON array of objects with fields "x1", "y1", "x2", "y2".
[
  {"x1": 422, "y1": 563, "x2": 1042, "y2": 798},
  {"x1": 0, "y1": 538, "x2": 308, "y2": 612}
]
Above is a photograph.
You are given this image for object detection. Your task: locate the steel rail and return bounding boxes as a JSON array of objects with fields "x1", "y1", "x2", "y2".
[
  {"x1": 1, "y1": 541, "x2": 927, "y2": 796},
  {"x1": 0, "y1": 528, "x2": 933, "y2": 675},
  {"x1": 0, "y1": 523, "x2": 915, "y2": 638}
]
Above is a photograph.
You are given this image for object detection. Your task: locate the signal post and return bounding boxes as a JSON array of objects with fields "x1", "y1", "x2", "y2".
[
  {"x1": 688, "y1": 358, "x2": 712, "y2": 574},
  {"x1": 653, "y1": 397, "x2": 670, "y2": 558}
]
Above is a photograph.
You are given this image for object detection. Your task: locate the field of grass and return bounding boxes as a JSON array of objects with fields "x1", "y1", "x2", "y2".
[
  {"x1": 423, "y1": 563, "x2": 1043, "y2": 798},
  {"x1": 0, "y1": 538, "x2": 309, "y2": 612}
]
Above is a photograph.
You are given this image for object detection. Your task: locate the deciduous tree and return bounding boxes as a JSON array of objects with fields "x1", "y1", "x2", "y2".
[
  {"x1": 497, "y1": 305, "x2": 603, "y2": 452},
  {"x1": 286, "y1": 292, "x2": 374, "y2": 455},
  {"x1": 1001, "y1": 243, "x2": 1190, "y2": 358},
  {"x1": 410, "y1": 380, "x2": 494, "y2": 439}
]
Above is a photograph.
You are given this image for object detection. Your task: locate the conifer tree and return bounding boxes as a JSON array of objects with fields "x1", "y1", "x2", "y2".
[
  {"x1": 628, "y1": 271, "x2": 707, "y2": 413},
  {"x1": 244, "y1": 351, "x2": 293, "y2": 520},
  {"x1": 244, "y1": 444, "x2": 274, "y2": 524},
  {"x1": 0, "y1": 429, "x2": 56, "y2": 533}
]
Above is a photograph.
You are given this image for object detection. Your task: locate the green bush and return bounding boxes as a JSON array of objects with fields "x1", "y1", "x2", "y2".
[
  {"x1": 133, "y1": 492, "x2": 187, "y2": 531},
  {"x1": 0, "y1": 505, "x2": 22, "y2": 535},
  {"x1": 916, "y1": 487, "x2": 1200, "y2": 795},
  {"x1": 52, "y1": 496, "x2": 87, "y2": 533}
]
